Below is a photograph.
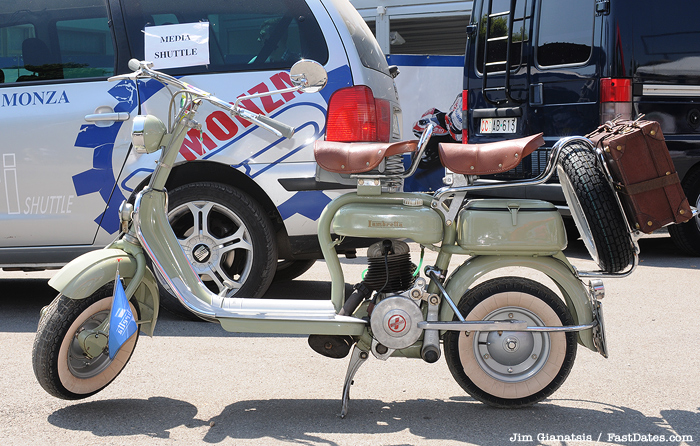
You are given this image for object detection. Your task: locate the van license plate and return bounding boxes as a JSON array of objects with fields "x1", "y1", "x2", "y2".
[{"x1": 480, "y1": 117, "x2": 517, "y2": 134}]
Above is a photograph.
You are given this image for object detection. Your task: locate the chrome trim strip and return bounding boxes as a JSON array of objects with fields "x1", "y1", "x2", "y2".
[
  {"x1": 642, "y1": 84, "x2": 700, "y2": 97},
  {"x1": 418, "y1": 320, "x2": 596, "y2": 332},
  {"x1": 418, "y1": 320, "x2": 528, "y2": 331}
]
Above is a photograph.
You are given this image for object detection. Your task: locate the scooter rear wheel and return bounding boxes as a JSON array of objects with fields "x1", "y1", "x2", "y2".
[
  {"x1": 32, "y1": 285, "x2": 139, "y2": 400},
  {"x1": 444, "y1": 277, "x2": 577, "y2": 408}
]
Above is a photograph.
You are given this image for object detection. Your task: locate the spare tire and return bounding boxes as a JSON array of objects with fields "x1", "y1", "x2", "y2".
[{"x1": 557, "y1": 142, "x2": 633, "y2": 272}]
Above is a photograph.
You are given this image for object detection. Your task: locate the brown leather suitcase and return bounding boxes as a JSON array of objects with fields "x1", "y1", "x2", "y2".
[{"x1": 586, "y1": 118, "x2": 692, "y2": 233}]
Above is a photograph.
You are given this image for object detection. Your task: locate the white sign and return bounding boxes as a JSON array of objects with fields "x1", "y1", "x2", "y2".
[{"x1": 144, "y1": 22, "x2": 210, "y2": 69}]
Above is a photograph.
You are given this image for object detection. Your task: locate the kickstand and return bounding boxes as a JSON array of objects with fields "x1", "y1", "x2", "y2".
[{"x1": 339, "y1": 344, "x2": 369, "y2": 418}]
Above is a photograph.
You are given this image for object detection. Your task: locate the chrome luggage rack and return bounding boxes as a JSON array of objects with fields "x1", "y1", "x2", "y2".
[{"x1": 429, "y1": 135, "x2": 646, "y2": 278}]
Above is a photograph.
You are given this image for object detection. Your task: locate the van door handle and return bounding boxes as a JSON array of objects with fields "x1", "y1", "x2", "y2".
[
  {"x1": 529, "y1": 84, "x2": 543, "y2": 106},
  {"x1": 84, "y1": 112, "x2": 131, "y2": 122}
]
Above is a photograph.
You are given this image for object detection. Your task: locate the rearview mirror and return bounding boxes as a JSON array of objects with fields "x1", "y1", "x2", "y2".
[{"x1": 290, "y1": 60, "x2": 327, "y2": 94}]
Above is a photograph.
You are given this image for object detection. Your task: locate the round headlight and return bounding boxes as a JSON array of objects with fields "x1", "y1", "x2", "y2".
[{"x1": 132, "y1": 115, "x2": 166, "y2": 154}]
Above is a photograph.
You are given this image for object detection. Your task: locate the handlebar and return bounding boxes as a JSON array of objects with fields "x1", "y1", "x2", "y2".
[{"x1": 108, "y1": 59, "x2": 296, "y2": 139}]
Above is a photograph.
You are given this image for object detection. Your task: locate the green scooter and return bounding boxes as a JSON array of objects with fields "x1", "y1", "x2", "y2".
[{"x1": 32, "y1": 59, "x2": 639, "y2": 417}]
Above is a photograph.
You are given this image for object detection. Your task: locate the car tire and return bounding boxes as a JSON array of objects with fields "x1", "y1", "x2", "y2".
[
  {"x1": 669, "y1": 168, "x2": 700, "y2": 256},
  {"x1": 557, "y1": 142, "x2": 634, "y2": 272},
  {"x1": 160, "y1": 182, "x2": 277, "y2": 319}
]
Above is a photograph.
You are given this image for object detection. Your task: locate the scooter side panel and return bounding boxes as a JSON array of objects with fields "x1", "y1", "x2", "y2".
[
  {"x1": 442, "y1": 255, "x2": 596, "y2": 351},
  {"x1": 456, "y1": 200, "x2": 567, "y2": 255},
  {"x1": 332, "y1": 203, "x2": 444, "y2": 245},
  {"x1": 135, "y1": 190, "x2": 218, "y2": 316}
]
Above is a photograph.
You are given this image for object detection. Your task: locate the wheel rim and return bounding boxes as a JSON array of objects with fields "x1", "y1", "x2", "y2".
[
  {"x1": 457, "y1": 289, "x2": 568, "y2": 399},
  {"x1": 67, "y1": 310, "x2": 111, "y2": 378},
  {"x1": 558, "y1": 164, "x2": 599, "y2": 264},
  {"x1": 169, "y1": 200, "x2": 253, "y2": 297},
  {"x1": 57, "y1": 298, "x2": 138, "y2": 395},
  {"x1": 473, "y1": 306, "x2": 549, "y2": 383}
]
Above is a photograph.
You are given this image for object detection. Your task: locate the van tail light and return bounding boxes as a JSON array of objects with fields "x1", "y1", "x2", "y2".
[
  {"x1": 600, "y1": 78, "x2": 632, "y2": 123},
  {"x1": 325, "y1": 86, "x2": 391, "y2": 142},
  {"x1": 462, "y1": 89, "x2": 469, "y2": 143}
]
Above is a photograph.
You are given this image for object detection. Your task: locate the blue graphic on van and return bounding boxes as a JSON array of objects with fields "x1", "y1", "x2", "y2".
[
  {"x1": 75, "y1": 65, "x2": 351, "y2": 234},
  {"x1": 71, "y1": 81, "x2": 140, "y2": 234},
  {"x1": 136, "y1": 78, "x2": 166, "y2": 104},
  {"x1": 320, "y1": 65, "x2": 352, "y2": 104},
  {"x1": 230, "y1": 104, "x2": 324, "y2": 177},
  {"x1": 277, "y1": 190, "x2": 332, "y2": 220}
]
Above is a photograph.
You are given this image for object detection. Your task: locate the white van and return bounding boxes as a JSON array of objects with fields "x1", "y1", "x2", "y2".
[{"x1": 0, "y1": 0, "x2": 403, "y2": 308}]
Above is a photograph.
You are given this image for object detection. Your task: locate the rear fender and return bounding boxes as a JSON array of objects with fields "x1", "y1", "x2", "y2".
[
  {"x1": 442, "y1": 254, "x2": 596, "y2": 352},
  {"x1": 48, "y1": 248, "x2": 160, "y2": 336}
]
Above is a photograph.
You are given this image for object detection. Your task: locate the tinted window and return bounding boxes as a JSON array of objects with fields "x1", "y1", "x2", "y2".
[
  {"x1": 536, "y1": 0, "x2": 594, "y2": 67},
  {"x1": 625, "y1": 3, "x2": 700, "y2": 80},
  {"x1": 475, "y1": 0, "x2": 530, "y2": 74},
  {"x1": 122, "y1": 0, "x2": 328, "y2": 74},
  {"x1": 0, "y1": 0, "x2": 113, "y2": 83}
]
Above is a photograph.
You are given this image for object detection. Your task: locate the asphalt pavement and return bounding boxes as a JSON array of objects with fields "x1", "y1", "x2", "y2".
[{"x1": 1, "y1": 235, "x2": 698, "y2": 445}]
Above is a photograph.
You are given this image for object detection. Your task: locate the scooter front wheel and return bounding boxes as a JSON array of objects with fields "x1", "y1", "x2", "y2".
[
  {"x1": 32, "y1": 285, "x2": 139, "y2": 399},
  {"x1": 444, "y1": 277, "x2": 577, "y2": 408}
]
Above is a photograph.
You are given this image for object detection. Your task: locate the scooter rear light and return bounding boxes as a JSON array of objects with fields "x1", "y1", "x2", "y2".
[
  {"x1": 325, "y1": 85, "x2": 391, "y2": 142},
  {"x1": 600, "y1": 78, "x2": 632, "y2": 123}
]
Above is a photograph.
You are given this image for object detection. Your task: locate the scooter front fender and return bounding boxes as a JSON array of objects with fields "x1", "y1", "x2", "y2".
[
  {"x1": 48, "y1": 248, "x2": 160, "y2": 336},
  {"x1": 442, "y1": 254, "x2": 597, "y2": 352}
]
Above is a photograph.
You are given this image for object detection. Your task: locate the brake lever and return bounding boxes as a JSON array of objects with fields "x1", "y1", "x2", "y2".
[
  {"x1": 236, "y1": 108, "x2": 295, "y2": 139},
  {"x1": 107, "y1": 70, "x2": 142, "y2": 82}
]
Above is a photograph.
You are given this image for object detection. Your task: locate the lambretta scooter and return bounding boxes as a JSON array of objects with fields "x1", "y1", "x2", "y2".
[{"x1": 33, "y1": 59, "x2": 639, "y2": 416}]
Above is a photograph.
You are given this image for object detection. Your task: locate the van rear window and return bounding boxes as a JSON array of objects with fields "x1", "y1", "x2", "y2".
[
  {"x1": 536, "y1": 0, "x2": 594, "y2": 67},
  {"x1": 475, "y1": 0, "x2": 530, "y2": 74}
]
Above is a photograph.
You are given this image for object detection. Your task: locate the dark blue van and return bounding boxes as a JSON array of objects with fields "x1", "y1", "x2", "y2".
[{"x1": 462, "y1": 0, "x2": 700, "y2": 255}]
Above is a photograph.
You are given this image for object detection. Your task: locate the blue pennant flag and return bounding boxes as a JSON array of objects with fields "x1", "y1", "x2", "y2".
[{"x1": 108, "y1": 271, "x2": 138, "y2": 359}]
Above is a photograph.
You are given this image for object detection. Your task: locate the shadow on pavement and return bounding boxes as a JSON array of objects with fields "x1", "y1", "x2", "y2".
[{"x1": 46, "y1": 395, "x2": 699, "y2": 445}]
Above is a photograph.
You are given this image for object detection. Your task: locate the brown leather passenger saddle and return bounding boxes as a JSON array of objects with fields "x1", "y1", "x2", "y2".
[{"x1": 314, "y1": 133, "x2": 544, "y2": 175}]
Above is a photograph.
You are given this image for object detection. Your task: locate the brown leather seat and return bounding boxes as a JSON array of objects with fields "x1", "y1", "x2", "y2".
[
  {"x1": 314, "y1": 140, "x2": 417, "y2": 174},
  {"x1": 438, "y1": 133, "x2": 544, "y2": 175}
]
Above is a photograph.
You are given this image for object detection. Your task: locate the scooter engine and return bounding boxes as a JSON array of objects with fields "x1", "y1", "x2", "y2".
[
  {"x1": 364, "y1": 239, "x2": 416, "y2": 293},
  {"x1": 366, "y1": 240, "x2": 424, "y2": 351},
  {"x1": 369, "y1": 293, "x2": 424, "y2": 350}
]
